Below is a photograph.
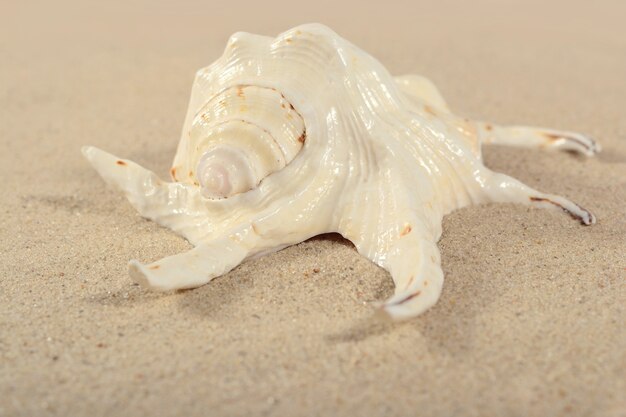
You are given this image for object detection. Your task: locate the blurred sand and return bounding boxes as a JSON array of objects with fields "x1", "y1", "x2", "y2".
[{"x1": 1, "y1": 1, "x2": 625, "y2": 416}]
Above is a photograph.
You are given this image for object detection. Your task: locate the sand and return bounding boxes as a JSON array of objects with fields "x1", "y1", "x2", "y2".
[{"x1": 1, "y1": 1, "x2": 625, "y2": 416}]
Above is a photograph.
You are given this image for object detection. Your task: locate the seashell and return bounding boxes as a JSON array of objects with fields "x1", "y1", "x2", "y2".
[{"x1": 82, "y1": 24, "x2": 599, "y2": 320}]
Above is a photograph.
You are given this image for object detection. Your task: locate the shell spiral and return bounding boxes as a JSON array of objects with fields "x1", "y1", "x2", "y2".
[{"x1": 181, "y1": 85, "x2": 305, "y2": 199}]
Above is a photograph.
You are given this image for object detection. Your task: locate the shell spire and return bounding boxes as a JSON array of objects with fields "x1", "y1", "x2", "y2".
[{"x1": 175, "y1": 84, "x2": 305, "y2": 199}]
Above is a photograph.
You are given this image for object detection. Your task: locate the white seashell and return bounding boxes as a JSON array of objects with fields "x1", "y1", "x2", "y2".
[{"x1": 82, "y1": 24, "x2": 599, "y2": 320}]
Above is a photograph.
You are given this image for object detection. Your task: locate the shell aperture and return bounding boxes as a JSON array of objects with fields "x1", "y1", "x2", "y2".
[{"x1": 82, "y1": 24, "x2": 598, "y2": 320}]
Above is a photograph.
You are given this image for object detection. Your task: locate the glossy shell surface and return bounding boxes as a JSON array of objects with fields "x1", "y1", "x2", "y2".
[{"x1": 82, "y1": 24, "x2": 598, "y2": 320}]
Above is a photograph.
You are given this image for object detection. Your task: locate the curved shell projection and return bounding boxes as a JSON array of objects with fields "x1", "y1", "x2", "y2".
[{"x1": 82, "y1": 24, "x2": 598, "y2": 320}]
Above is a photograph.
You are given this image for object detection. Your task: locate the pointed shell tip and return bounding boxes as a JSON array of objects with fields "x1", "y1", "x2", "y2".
[
  {"x1": 129, "y1": 260, "x2": 151, "y2": 289},
  {"x1": 81, "y1": 145, "x2": 93, "y2": 158}
]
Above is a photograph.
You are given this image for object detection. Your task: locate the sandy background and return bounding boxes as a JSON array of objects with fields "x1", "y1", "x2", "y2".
[{"x1": 1, "y1": 0, "x2": 625, "y2": 416}]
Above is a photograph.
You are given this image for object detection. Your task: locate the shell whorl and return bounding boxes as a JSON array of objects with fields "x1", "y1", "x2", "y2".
[{"x1": 186, "y1": 85, "x2": 306, "y2": 199}]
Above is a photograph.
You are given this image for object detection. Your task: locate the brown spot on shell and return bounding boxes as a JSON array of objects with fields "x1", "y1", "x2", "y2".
[
  {"x1": 149, "y1": 265, "x2": 160, "y2": 270},
  {"x1": 251, "y1": 223, "x2": 260, "y2": 235},
  {"x1": 485, "y1": 124, "x2": 493, "y2": 131},
  {"x1": 237, "y1": 86, "x2": 244, "y2": 98},
  {"x1": 313, "y1": 268, "x2": 320, "y2": 273},
  {"x1": 543, "y1": 132, "x2": 590, "y2": 150},
  {"x1": 531, "y1": 196, "x2": 557, "y2": 204},
  {"x1": 400, "y1": 224, "x2": 412, "y2": 236},
  {"x1": 404, "y1": 275, "x2": 415, "y2": 290},
  {"x1": 423, "y1": 105, "x2": 437, "y2": 116},
  {"x1": 298, "y1": 132, "x2": 306, "y2": 143},
  {"x1": 116, "y1": 160, "x2": 127, "y2": 166},
  {"x1": 170, "y1": 167, "x2": 178, "y2": 181},
  {"x1": 387, "y1": 291, "x2": 421, "y2": 307}
]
